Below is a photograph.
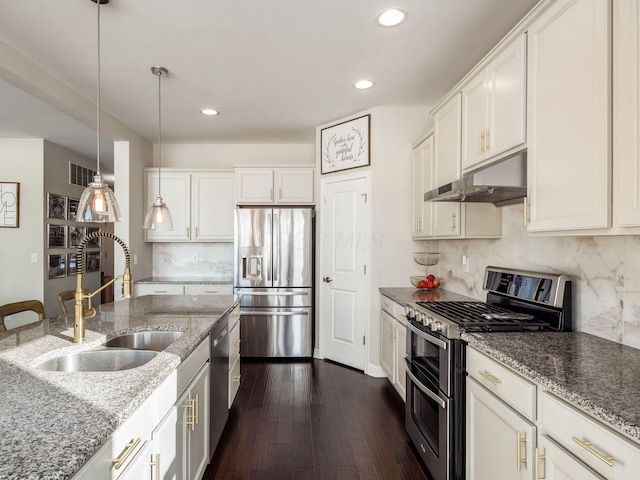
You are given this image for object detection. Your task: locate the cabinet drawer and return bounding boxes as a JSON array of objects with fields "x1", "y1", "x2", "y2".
[
  {"x1": 539, "y1": 391, "x2": 640, "y2": 479},
  {"x1": 467, "y1": 347, "x2": 536, "y2": 421},
  {"x1": 381, "y1": 295, "x2": 395, "y2": 316},
  {"x1": 229, "y1": 355, "x2": 241, "y2": 409},
  {"x1": 229, "y1": 319, "x2": 240, "y2": 366},
  {"x1": 229, "y1": 305, "x2": 241, "y2": 330},
  {"x1": 185, "y1": 284, "x2": 233, "y2": 295},
  {"x1": 135, "y1": 284, "x2": 184, "y2": 296}
]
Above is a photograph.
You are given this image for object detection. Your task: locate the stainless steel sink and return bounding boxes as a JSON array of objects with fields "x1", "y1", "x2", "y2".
[
  {"x1": 103, "y1": 331, "x2": 182, "y2": 351},
  {"x1": 36, "y1": 349, "x2": 158, "y2": 372}
]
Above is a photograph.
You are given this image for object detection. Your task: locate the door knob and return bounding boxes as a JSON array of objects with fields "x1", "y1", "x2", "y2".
[{"x1": 322, "y1": 277, "x2": 333, "y2": 283}]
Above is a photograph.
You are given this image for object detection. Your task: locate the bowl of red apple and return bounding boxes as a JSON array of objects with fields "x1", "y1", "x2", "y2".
[{"x1": 410, "y1": 274, "x2": 441, "y2": 290}]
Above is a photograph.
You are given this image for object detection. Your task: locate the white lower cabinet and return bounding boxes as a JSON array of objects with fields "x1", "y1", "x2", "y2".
[
  {"x1": 228, "y1": 305, "x2": 241, "y2": 408},
  {"x1": 72, "y1": 336, "x2": 211, "y2": 480},
  {"x1": 135, "y1": 283, "x2": 233, "y2": 297},
  {"x1": 466, "y1": 377, "x2": 535, "y2": 480},
  {"x1": 536, "y1": 434, "x2": 604, "y2": 480},
  {"x1": 467, "y1": 346, "x2": 640, "y2": 480},
  {"x1": 379, "y1": 295, "x2": 407, "y2": 401}
]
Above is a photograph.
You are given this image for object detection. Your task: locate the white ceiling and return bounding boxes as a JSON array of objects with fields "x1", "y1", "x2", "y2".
[{"x1": 0, "y1": 0, "x2": 539, "y2": 159}]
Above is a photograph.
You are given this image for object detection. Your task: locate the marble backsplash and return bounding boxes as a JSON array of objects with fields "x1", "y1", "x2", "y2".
[
  {"x1": 426, "y1": 203, "x2": 640, "y2": 350},
  {"x1": 153, "y1": 243, "x2": 234, "y2": 279}
]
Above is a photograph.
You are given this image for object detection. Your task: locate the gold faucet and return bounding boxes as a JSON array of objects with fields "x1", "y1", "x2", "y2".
[{"x1": 73, "y1": 231, "x2": 132, "y2": 343}]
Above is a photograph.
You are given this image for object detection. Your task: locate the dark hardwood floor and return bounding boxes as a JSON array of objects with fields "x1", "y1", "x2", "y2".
[{"x1": 203, "y1": 359, "x2": 433, "y2": 480}]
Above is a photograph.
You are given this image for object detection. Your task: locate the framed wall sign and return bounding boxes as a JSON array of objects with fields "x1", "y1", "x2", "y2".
[
  {"x1": 48, "y1": 254, "x2": 67, "y2": 279},
  {"x1": 0, "y1": 182, "x2": 19, "y2": 228},
  {"x1": 321, "y1": 114, "x2": 370, "y2": 174},
  {"x1": 47, "y1": 193, "x2": 67, "y2": 219},
  {"x1": 47, "y1": 224, "x2": 67, "y2": 248}
]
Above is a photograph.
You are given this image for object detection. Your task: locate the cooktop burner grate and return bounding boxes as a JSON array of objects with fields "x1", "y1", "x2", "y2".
[{"x1": 415, "y1": 301, "x2": 549, "y2": 330}]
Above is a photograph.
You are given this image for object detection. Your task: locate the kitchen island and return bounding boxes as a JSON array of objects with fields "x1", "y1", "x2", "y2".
[{"x1": 0, "y1": 294, "x2": 239, "y2": 480}]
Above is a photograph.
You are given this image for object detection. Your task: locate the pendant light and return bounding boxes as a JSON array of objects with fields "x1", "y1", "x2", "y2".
[
  {"x1": 77, "y1": 0, "x2": 122, "y2": 223},
  {"x1": 143, "y1": 66, "x2": 173, "y2": 230}
]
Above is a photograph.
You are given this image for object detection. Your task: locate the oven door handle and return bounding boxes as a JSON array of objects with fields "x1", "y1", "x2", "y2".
[
  {"x1": 404, "y1": 358, "x2": 446, "y2": 409},
  {"x1": 405, "y1": 320, "x2": 448, "y2": 350}
]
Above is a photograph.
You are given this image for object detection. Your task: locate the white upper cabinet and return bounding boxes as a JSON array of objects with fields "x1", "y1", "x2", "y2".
[
  {"x1": 526, "y1": 0, "x2": 611, "y2": 233},
  {"x1": 615, "y1": 0, "x2": 640, "y2": 228},
  {"x1": 462, "y1": 34, "x2": 527, "y2": 172},
  {"x1": 235, "y1": 167, "x2": 314, "y2": 204},
  {"x1": 411, "y1": 132, "x2": 434, "y2": 239},
  {"x1": 145, "y1": 170, "x2": 234, "y2": 242},
  {"x1": 145, "y1": 171, "x2": 191, "y2": 242},
  {"x1": 432, "y1": 95, "x2": 462, "y2": 237}
]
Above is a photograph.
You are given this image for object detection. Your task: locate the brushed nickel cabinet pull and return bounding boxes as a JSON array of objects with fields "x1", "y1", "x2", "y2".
[
  {"x1": 517, "y1": 431, "x2": 527, "y2": 471},
  {"x1": 535, "y1": 447, "x2": 545, "y2": 480},
  {"x1": 111, "y1": 437, "x2": 141, "y2": 469},
  {"x1": 571, "y1": 436, "x2": 615, "y2": 467},
  {"x1": 478, "y1": 370, "x2": 501, "y2": 385},
  {"x1": 149, "y1": 453, "x2": 160, "y2": 479}
]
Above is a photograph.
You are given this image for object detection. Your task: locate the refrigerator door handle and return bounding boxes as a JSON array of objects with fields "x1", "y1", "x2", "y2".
[
  {"x1": 236, "y1": 291, "x2": 309, "y2": 296},
  {"x1": 240, "y1": 310, "x2": 310, "y2": 316},
  {"x1": 266, "y1": 212, "x2": 272, "y2": 282},
  {"x1": 273, "y1": 212, "x2": 280, "y2": 283}
]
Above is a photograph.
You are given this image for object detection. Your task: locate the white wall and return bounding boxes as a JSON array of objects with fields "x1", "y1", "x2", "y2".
[
  {"x1": 0, "y1": 139, "x2": 44, "y2": 327},
  {"x1": 159, "y1": 143, "x2": 314, "y2": 169},
  {"x1": 431, "y1": 203, "x2": 640, "y2": 350},
  {"x1": 315, "y1": 106, "x2": 432, "y2": 375}
]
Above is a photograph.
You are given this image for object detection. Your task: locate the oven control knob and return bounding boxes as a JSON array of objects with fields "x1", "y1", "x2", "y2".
[
  {"x1": 416, "y1": 312, "x2": 425, "y2": 324},
  {"x1": 431, "y1": 321, "x2": 443, "y2": 332},
  {"x1": 406, "y1": 308, "x2": 416, "y2": 319},
  {"x1": 424, "y1": 315, "x2": 433, "y2": 327}
]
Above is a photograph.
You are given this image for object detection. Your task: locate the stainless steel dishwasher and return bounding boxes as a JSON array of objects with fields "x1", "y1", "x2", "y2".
[{"x1": 209, "y1": 313, "x2": 229, "y2": 459}]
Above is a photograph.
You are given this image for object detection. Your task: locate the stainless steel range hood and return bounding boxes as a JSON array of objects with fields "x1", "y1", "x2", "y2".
[{"x1": 424, "y1": 153, "x2": 527, "y2": 206}]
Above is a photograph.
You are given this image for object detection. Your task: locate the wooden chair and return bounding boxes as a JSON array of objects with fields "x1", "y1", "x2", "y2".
[
  {"x1": 58, "y1": 289, "x2": 93, "y2": 315},
  {"x1": 0, "y1": 300, "x2": 46, "y2": 332}
]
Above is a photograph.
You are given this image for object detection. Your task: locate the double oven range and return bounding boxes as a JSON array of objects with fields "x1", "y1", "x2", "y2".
[{"x1": 404, "y1": 266, "x2": 572, "y2": 480}]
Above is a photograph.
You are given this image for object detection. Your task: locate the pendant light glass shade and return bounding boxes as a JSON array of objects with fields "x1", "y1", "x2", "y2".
[
  {"x1": 79, "y1": 0, "x2": 123, "y2": 223},
  {"x1": 143, "y1": 66, "x2": 173, "y2": 230}
]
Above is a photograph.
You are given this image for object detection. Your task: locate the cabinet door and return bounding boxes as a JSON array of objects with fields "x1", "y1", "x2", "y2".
[
  {"x1": 275, "y1": 168, "x2": 314, "y2": 203},
  {"x1": 466, "y1": 377, "x2": 536, "y2": 480},
  {"x1": 411, "y1": 135, "x2": 434, "y2": 238},
  {"x1": 393, "y1": 321, "x2": 406, "y2": 402},
  {"x1": 151, "y1": 406, "x2": 183, "y2": 480},
  {"x1": 187, "y1": 365, "x2": 209, "y2": 480},
  {"x1": 615, "y1": 0, "x2": 640, "y2": 227},
  {"x1": 526, "y1": 0, "x2": 611, "y2": 232},
  {"x1": 536, "y1": 435, "x2": 604, "y2": 480},
  {"x1": 488, "y1": 33, "x2": 527, "y2": 160},
  {"x1": 433, "y1": 95, "x2": 462, "y2": 237},
  {"x1": 192, "y1": 173, "x2": 234, "y2": 241},
  {"x1": 145, "y1": 171, "x2": 191, "y2": 242},
  {"x1": 235, "y1": 168, "x2": 274, "y2": 204},
  {"x1": 462, "y1": 72, "x2": 489, "y2": 171},
  {"x1": 380, "y1": 310, "x2": 395, "y2": 381}
]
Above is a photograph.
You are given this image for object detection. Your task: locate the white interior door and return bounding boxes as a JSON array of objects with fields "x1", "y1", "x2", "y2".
[{"x1": 320, "y1": 175, "x2": 369, "y2": 370}]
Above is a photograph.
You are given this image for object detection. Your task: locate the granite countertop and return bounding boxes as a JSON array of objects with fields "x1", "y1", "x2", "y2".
[
  {"x1": 0, "y1": 294, "x2": 239, "y2": 480},
  {"x1": 136, "y1": 276, "x2": 233, "y2": 285},
  {"x1": 463, "y1": 332, "x2": 640, "y2": 443},
  {"x1": 379, "y1": 287, "x2": 476, "y2": 306},
  {"x1": 379, "y1": 286, "x2": 640, "y2": 444}
]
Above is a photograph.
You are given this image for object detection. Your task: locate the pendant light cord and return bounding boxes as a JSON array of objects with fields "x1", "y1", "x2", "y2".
[
  {"x1": 96, "y1": 0, "x2": 101, "y2": 177},
  {"x1": 158, "y1": 71, "x2": 162, "y2": 198}
]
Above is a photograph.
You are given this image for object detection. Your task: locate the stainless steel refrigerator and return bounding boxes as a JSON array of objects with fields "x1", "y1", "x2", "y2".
[{"x1": 234, "y1": 207, "x2": 314, "y2": 357}]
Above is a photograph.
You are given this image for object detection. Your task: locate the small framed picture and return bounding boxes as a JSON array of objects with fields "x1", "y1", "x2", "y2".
[
  {"x1": 68, "y1": 198, "x2": 79, "y2": 221},
  {"x1": 47, "y1": 193, "x2": 67, "y2": 219},
  {"x1": 0, "y1": 182, "x2": 19, "y2": 228},
  {"x1": 48, "y1": 254, "x2": 67, "y2": 279},
  {"x1": 86, "y1": 226, "x2": 101, "y2": 248},
  {"x1": 85, "y1": 251, "x2": 101, "y2": 273},
  {"x1": 68, "y1": 225, "x2": 85, "y2": 248},
  {"x1": 47, "y1": 224, "x2": 67, "y2": 248},
  {"x1": 67, "y1": 253, "x2": 77, "y2": 275}
]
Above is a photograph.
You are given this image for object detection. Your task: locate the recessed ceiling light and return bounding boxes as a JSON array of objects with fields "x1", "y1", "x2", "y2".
[
  {"x1": 376, "y1": 8, "x2": 408, "y2": 27},
  {"x1": 353, "y1": 80, "x2": 375, "y2": 90},
  {"x1": 200, "y1": 108, "x2": 219, "y2": 116}
]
